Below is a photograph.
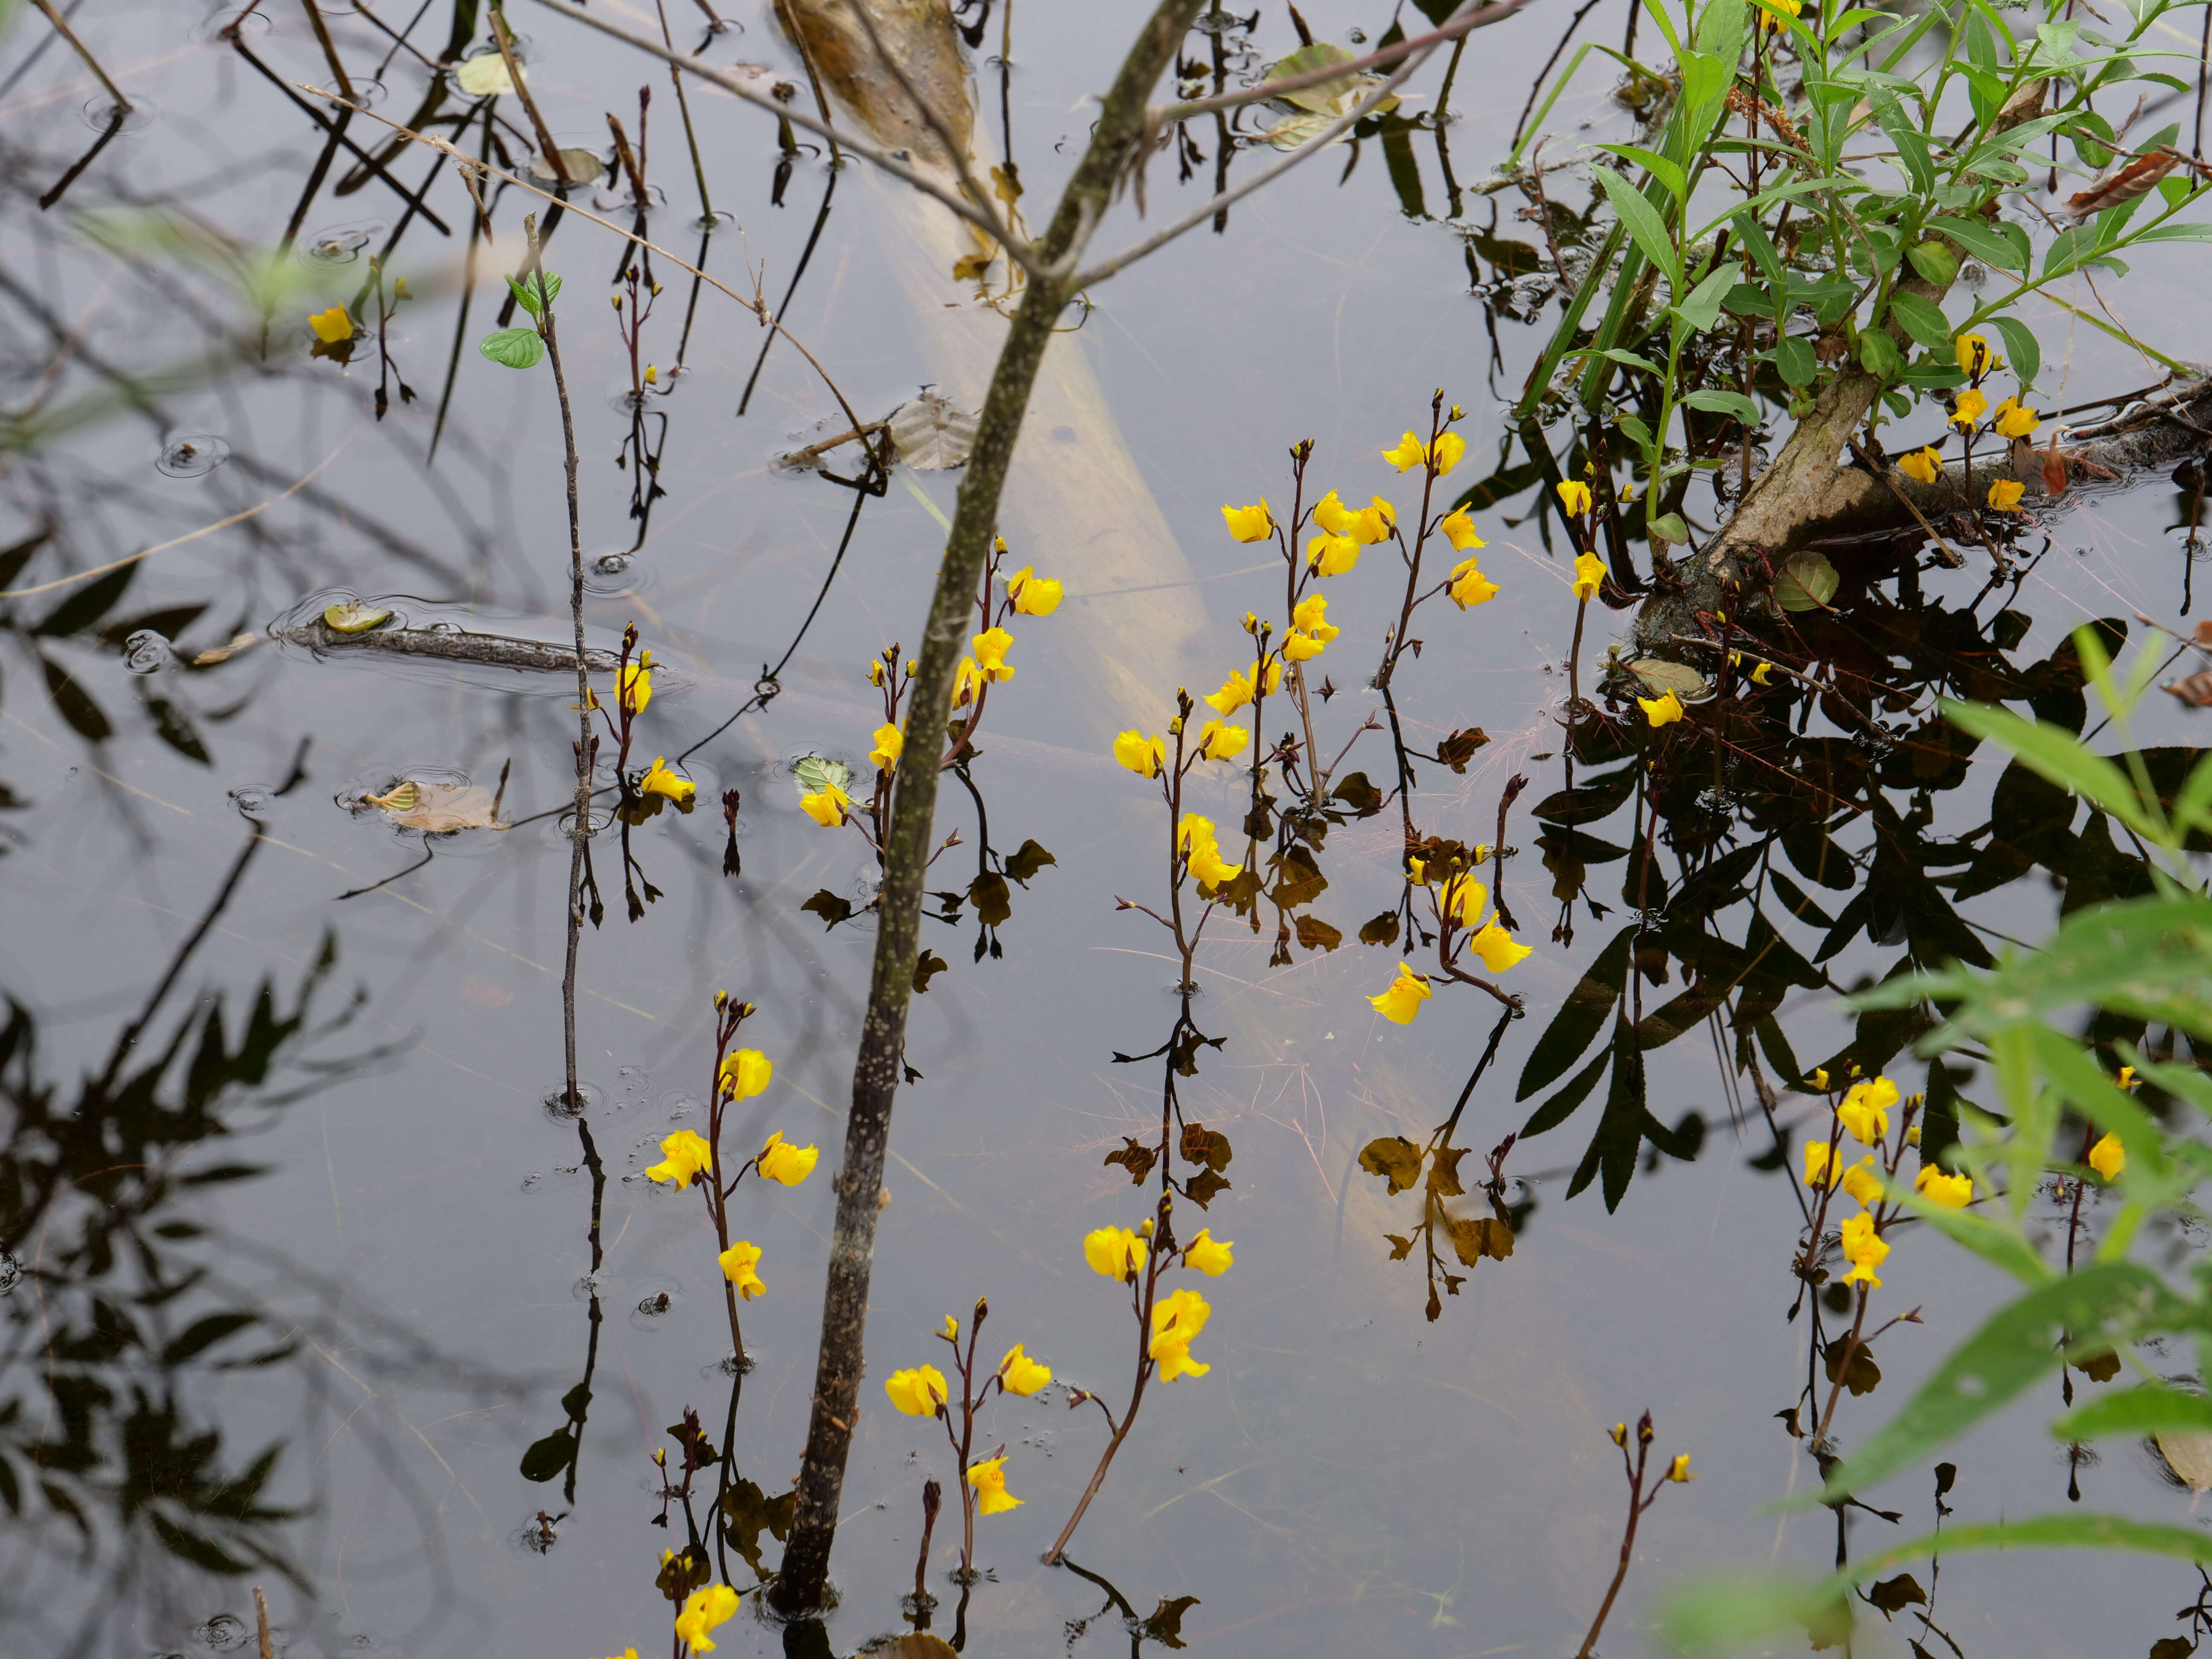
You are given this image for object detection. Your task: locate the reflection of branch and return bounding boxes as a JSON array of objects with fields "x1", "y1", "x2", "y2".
[
  {"x1": 1160, "y1": 6, "x2": 1518, "y2": 122},
  {"x1": 1072, "y1": 0, "x2": 1548, "y2": 287},
  {"x1": 298, "y1": 86, "x2": 869, "y2": 440}
]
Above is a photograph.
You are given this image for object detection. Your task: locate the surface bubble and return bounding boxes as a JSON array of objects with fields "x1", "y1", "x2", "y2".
[
  {"x1": 123, "y1": 630, "x2": 173, "y2": 674},
  {"x1": 299, "y1": 223, "x2": 379, "y2": 265},
  {"x1": 193, "y1": 1615, "x2": 249, "y2": 1652},
  {"x1": 157, "y1": 435, "x2": 230, "y2": 478},
  {"x1": 228, "y1": 786, "x2": 273, "y2": 819}
]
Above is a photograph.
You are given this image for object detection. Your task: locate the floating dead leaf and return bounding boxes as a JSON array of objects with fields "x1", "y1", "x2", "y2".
[
  {"x1": 192, "y1": 631, "x2": 259, "y2": 666},
  {"x1": 529, "y1": 147, "x2": 607, "y2": 187},
  {"x1": 364, "y1": 780, "x2": 506, "y2": 832},
  {"x1": 1436, "y1": 727, "x2": 1489, "y2": 772},
  {"x1": 322, "y1": 600, "x2": 393, "y2": 634},
  {"x1": 1359, "y1": 1135, "x2": 1424, "y2": 1194},
  {"x1": 1630, "y1": 658, "x2": 1710, "y2": 699},
  {"x1": 2067, "y1": 147, "x2": 2181, "y2": 220},
  {"x1": 2163, "y1": 671, "x2": 2212, "y2": 707},
  {"x1": 888, "y1": 389, "x2": 979, "y2": 471},
  {"x1": 454, "y1": 52, "x2": 516, "y2": 97},
  {"x1": 1260, "y1": 41, "x2": 1398, "y2": 118},
  {"x1": 873, "y1": 1637, "x2": 959, "y2": 1659},
  {"x1": 1105, "y1": 1136, "x2": 1159, "y2": 1185},
  {"x1": 1446, "y1": 1215, "x2": 1514, "y2": 1266},
  {"x1": 1259, "y1": 111, "x2": 1345, "y2": 151},
  {"x1": 1775, "y1": 548, "x2": 1840, "y2": 612},
  {"x1": 2157, "y1": 1429, "x2": 2212, "y2": 1491}
]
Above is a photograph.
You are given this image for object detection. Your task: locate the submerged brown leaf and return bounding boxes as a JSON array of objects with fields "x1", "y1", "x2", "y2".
[{"x1": 2163, "y1": 671, "x2": 2212, "y2": 707}]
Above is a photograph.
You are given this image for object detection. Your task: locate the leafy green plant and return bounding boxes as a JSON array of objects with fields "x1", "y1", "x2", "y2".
[
  {"x1": 480, "y1": 269, "x2": 561, "y2": 369},
  {"x1": 1660, "y1": 623, "x2": 2212, "y2": 1648}
]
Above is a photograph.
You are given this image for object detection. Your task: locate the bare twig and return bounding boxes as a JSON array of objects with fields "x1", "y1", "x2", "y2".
[
  {"x1": 297, "y1": 86, "x2": 869, "y2": 439},
  {"x1": 26, "y1": 0, "x2": 131, "y2": 114},
  {"x1": 492, "y1": 1, "x2": 573, "y2": 187}
]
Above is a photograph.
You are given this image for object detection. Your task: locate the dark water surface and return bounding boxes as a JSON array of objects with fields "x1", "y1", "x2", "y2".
[{"x1": 8, "y1": 2, "x2": 2212, "y2": 1656}]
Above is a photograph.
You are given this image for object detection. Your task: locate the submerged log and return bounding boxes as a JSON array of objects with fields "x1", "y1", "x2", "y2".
[{"x1": 270, "y1": 618, "x2": 621, "y2": 673}]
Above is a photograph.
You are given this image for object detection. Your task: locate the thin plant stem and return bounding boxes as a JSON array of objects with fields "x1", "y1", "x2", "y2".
[
  {"x1": 492, "y1": 1, "x2": 573, "y2": 186},
  {"x1": 27, "y1": 0, "x2": 131, "y2": 113}
]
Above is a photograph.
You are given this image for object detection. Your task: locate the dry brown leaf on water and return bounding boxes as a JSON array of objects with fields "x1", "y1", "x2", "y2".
[
  {"x1": 887, "y1": 388, "x2": 979, "y2": 470},
  {"x1": 364, "y1": 780, "x2": 506, "y2": 832},
  {"x1": 2163, "y1": 671, "x2": 2212, "y2": 707},
  {"x1": 2067, "y1": 147, "x2": 2181, "y2": 219}
]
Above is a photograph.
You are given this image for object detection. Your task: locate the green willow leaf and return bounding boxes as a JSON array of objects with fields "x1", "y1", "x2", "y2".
[{"x1": 2054, "y1": 1385, "x2": 2212, "y2": 1442}]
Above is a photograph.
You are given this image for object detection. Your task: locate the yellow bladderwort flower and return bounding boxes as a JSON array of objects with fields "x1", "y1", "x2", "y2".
[
  {"x1": 1292, "y1": 593, "x2": 1339, "y2": 646},
  {"x1": 1369, "y1": 960, "x2": 1432, "y2": 1024},
  {"x1": 1557, "y1": 479, "x2": 1593, "y2": 516},
  {"x1": 1610, "y1": 1422, "x2": 1629, "y2": 1448},
  {"x1": 1440, "y1": 506, "x2": 1486, "y2": 550},
  {"x1": 309, "y1": 306, "x2": 354, "y2": 343},
  {"x1": 1407, "y1": 855, "x2": 1428, "y2": 886},
  {"x1": 719, "y1": 1048, "x2": 772, "y2": 1100},
  {"x1": 869, "y1": 658, "x2": 888, "y2": 687},
  {"x1": 940, "y1": 1313, "x2": 960, "y2": 1340},
  {"x1": 800, "y1": 782, "x2": 850, "y2": 827},
  {"x1": 2089, "y1": 1132, "x2": 2126, "y2": 1181},
  {"x1": 1955, "y1": 332, "x2": 1999, "y2": 378},
  {"x1": 2118, "y1": 1065, "x2": 2141, "y2": 1091},
  {"x1": 1987, "y1": 479, "x2": 2026, "y2": 511},
  {"x1": 1443, "y1": 873, "x2": 1487, "y2": 928},
  {"x1": 1915, "y1": 1165, "x2": 1973, "y2": 1208},
  {"x1": 646, "y1": 1130, "x2": 714, "y2": 1188},
  {"x1": 967, "y1": 1455, "x2": 1022, "y2": 1514},
  {"x1": 1756, "y1": 0, "x2": 1799, "y2": 29},
  {"x1": 1805, "y1": 1141, "x2": 1842, "y2": 1189},
  {"x1": 951, "y1": 656, "x2": 984, "y2": 708},
  {"x1": 1350, "y1": 496, "x2": 1397, "y2": 544},
  {"x1": 1383, "y1": 431, "x2": 1429, "y2": 471},
  {"x1": 1468, "y1": 920, "x2": 1533, "y2": 973},
  {"x1": 1837, "y1": 1076, "x2": 1899, "y2": 1146},
  {"x1": 1839, "y1": 1157, "x2": 1886, "y2": 1208},
  {"x1": 973, "y1": 626, "x2": 1016, "y2": 682},
  {"x1": 1222, "y1": 501, "x2": 1275, "y2": 542},
  {"x1": 1150, "y1": 1286, "x2": 1212, "y2": 1380},
  {"x1": 1898, "y1": 446, "x2": 1942, "y2": 486},
  {"x1": 1950, "y1": 387, "x2": 1990, "y2": 427},
  {"x1": 1311, "y1": 490, "x2": 1358, "y2": 536},
  {"x1": 757, "y1": 1130, "x2": 818, "y2": 1186},
  {"x1": 885, "y1": 1365, "x2": 949, "y2": 1416},
  {"x1": 1991, "y1": 397, "x2": 2039, "y2": 439},
  {"x1": 1185, "y1": 1228, "x2": 1234, "y2": 1276},
  {"x1": 1665, "y1": 1454, "x2": 1696, "y2": 1482},
  {"x1": 1810, "y1": 1068, "x2": 1831, "y2": 1092},
  {"x1": 640, "y1": 757, "x2": 695, "y2": 805},
  {"x1": 1205, "y1": 658, "x2": 1281, "y2": 716},
  {"x1": 870, "y1": 722, "x2": 903, "y2": 772},
  {"x1": 1083, "y1": 1224, "x2": 1147, "y2": 1280},
  {"x1": 1177, "y1": 813, "x2": 1243, "y2": 889},
  {"x1": 1839, "y1": 1210, "x2": 1888, "y2": 1288},
  {"x1": 1432, "y1": 430, "x2": 1465, "y2": 475},
  {"x1": 1007, "y1": 565, "x2": 1064, "y2": 615},
  {"x1": 1571, "y1": 549, "x2": 1606, "y2": 602},
  {"x1": 1113, "y1": 730, "x2": 1166, "y2": 777},
  {"x1": 1283, "y1": 630, "x2": 1325, "y2": 661},
  {"x1": 1198, "y1": 719, "x2": 1249, "y2": 761},
  {"x1": 1447, "y1": 557, "x2": 1499, "y2": 609},
  {"x1": 674, "y1": 1584, "x2": 740, "y2": 1653},
  {"x1": 620, "y1": 652, "x2": 655, "y2": 716},
  {"x1": 719, "y1": 1240, "x2": 765, "y2": 1299},
  {"x1": 1639, "y1": 689, "x2": 1686, "y2": 727},
  {"x1": 1307, "y1": 532, "x2": 1361, "y2": 576},
  {"x1": 998, "y1": 1343, "x2": 1052, "y2": 1395}
]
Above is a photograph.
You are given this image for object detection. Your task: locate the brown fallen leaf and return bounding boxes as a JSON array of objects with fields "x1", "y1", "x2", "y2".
[
  {"x1": 2068, "y1": 147, "x2": 2181, "y2": 219},
  {"x1": 364, "y1": 780, "x2": 507, "y2": 832},
  {"x1": 2163, "y1": 671, "x2": 2212, "y2": 707},
  {"x1": 2040, "y1": 437, "x2": 2069, "y2": 498}
]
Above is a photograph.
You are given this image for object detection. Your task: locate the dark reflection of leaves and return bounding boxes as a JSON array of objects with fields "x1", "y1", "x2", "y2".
[
  {"x1": 1866, "y1": 1573, "x2": 1925, "y2": 1617},
  {"x1": 717, "y1": 1471, "x2": 795, "y2": 1578}
]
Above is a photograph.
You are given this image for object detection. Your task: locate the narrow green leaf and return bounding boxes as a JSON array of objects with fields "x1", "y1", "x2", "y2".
[
  {"x1": 1683, "y1": 387, "x2": 1763, "y2": 423},
  {"x1": 1927, "y1": 213, "x2": 2028, "y2": 271},
  {"x1": 1938, "y1": 699, "x2": 2159, "y2": 838},
  {"x1": 1591, "y1": 164, "x2": 1681, "y2": 288},
  {"x1": 2054, "y1": 1385, "x2": 2212, "y2": 1442},
  {"x1": 1810, "y1": 1264, "x2": 2163, "y2": 1505},
  {"x1": 1670, "y1": 262, "x2": 1740, "y2": 333},
  {"x1": 1591, "y1": 141, "x2": 1688, "y2": 203}
]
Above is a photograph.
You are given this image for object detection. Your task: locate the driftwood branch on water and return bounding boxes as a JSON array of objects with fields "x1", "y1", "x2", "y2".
[
  {"x1": 1635, "y1": 367, "x2": 2212, "y2": 653},
  {"x1": 271, "y1": 618, "x2": 621, "y2": 673}
]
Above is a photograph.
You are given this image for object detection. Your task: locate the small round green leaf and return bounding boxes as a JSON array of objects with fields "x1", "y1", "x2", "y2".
[
  {"x1": 1776, "y1": 550, "x2": 1840, "y2": 612},
  {"x1": 1906, "y1": 239, "x2": 1960, "y2": 288},
  {"x1": 480, "y1": 327, "x2": 545, "y2": 370},
  {"x1": 322, "y1": 601, "x2": 394, "y2": 634}
]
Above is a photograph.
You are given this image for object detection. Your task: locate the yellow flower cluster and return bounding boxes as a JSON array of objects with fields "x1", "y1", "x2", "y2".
[
  {"x1": 1839, "y1": 1210, "x2": 1888, "y2": 1289},
  {"x1": 1439, "y1": 875, "x2": 1532, "y2": 972},
  {"x1": 1382, "y1": 429, "x2": 1465, "y2": 475},
  {"x1": 1084, "y1": 1225, "x2": 1147, "y2": 1281},
  {"x1": 1284, "y1": 593, "x2": 1339, "y2": 661},
  {"x1": 1206, "y1": 658, "x2": 1281, "y2": 716}
]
